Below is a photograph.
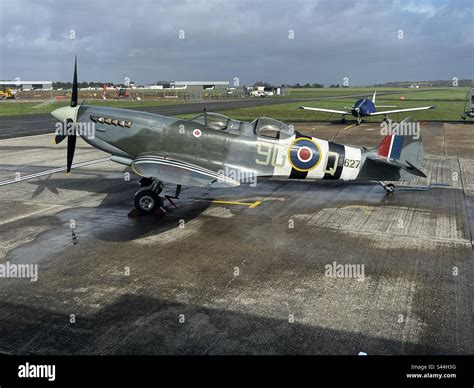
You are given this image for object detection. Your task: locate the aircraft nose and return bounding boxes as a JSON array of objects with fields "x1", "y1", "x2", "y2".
[{"x1": 51, "y1": 106, "x2": 76, "y2": 122}]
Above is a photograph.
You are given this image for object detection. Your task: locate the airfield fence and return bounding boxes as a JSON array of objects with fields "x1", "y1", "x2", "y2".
[{"x1": 9, "y1": 88, "x2": 249, "y2": 102}]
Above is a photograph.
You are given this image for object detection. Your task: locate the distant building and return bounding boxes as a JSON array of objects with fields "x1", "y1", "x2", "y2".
[
  {"x1": 408, "y1": 82, "x2": 432, "y2": 88},
  {"x1": 144, "y1": 84, "x2": 164, "y2": 90},
  {"x1": 0, "y1": 80, "x2": 53, "y2": 91},
  {"x1": 171, "y1": 81, "x2": 229, "y2": 91}
]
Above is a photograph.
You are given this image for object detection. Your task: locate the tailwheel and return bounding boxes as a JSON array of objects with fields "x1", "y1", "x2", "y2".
[
  {"x1": 378, "y1": 181, "x2": 395, "y2": 195},
  {"x1": 134, "y1": 189, "x2": 164, "y2": 215}
]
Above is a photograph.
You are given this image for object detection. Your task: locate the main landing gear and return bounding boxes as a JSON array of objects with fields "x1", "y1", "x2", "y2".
[
  {"x1": 378, "y1": 181, "x2": 395, "y2": 195},
  {"x1": 132, "y1": 178, "x2": 181, "y2": 216}
]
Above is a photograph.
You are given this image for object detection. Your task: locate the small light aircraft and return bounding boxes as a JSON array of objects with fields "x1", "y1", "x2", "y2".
[
  {"x1": 300, "y1": 90, "x2": 435, "y2": 125},
  {"x1": 47, "y1": 59, "x2": 427, "y2": 215}
]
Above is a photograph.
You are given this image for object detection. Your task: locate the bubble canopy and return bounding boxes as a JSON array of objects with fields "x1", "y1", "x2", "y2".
[
  {"x1": 190, "y1": 112, "x2": 240, "y2": 131},
  {"x1": 252, "y1": 117, "x2": 293, "y2": 139},
  {"x1": 189, "y1": 113, "x2": 293, "y2": 139}
]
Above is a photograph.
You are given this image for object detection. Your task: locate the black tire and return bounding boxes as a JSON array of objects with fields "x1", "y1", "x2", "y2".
[
  {"x1": 139, "y1": 177, "x2": 154, "y2": 187},
  {"x1": 386, "y1": 183, "x2": 395, "y2": 195},
  {"x1": 134, "y1": 189, "x2": 163, "y2": 215}
]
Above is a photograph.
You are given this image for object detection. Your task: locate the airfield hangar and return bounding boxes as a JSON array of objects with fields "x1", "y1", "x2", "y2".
[
  {"x1": 0, "y1": 80, "x2": 53, "y2": 91},
  {"x1": 171, "y1": 81, "x2": 229, "y2": 92}
]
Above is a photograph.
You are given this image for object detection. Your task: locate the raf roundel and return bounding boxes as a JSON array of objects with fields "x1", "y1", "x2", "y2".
[
  {"x1": 192, "y1": 129, "x2": 202, "y2": 138},
  {"x1": 288, "y1": 138, "x2": 322, "y2": 172}
]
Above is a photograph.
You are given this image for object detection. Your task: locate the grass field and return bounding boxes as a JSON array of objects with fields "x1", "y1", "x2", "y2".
[
  {"x1": 287, "y1": 87, "x2": 470, "y2": 100},
  {"x1": 0, "y1": 98, "x2": 185, "y2": 117},
  {"x1": 202, "y1": 88, "x2": 471, "y2": 123},
  {"x1": 0, "y1": 87, "x2": 470, "y2": 122},
  {"x1": 286, "y1": 87, "x2": 411, "y2": 98}
]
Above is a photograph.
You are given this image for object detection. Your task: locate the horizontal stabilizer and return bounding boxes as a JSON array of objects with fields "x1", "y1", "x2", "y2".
[{"x1": 366, "y1": 154, "x2": 426, "y2": 178}]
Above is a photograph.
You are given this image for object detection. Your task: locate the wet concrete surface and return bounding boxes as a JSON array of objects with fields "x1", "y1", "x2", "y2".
[{"x1": 0, "y1": 122, "x2": 472, "y2": 355}]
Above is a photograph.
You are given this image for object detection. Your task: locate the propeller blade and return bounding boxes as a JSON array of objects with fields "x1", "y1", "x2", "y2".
[
  {"x1": 66, "y1": 134, "x2": 76, "y2": 173},
  {"x1": 67, "y1": 57, "x2": 78, "y2": 172},
  {"x1": 54, "y1": 134, "x2": 67, "y2": 144},
  {"x1": 71, "y1": 56, "x2": 78, "y2": 107},
  {"x1": 355, "y1": 98, "x2": 367, "y2": 111},
  {"x1": 51, "y1": 57, "x2": 79, "y2": 172}
]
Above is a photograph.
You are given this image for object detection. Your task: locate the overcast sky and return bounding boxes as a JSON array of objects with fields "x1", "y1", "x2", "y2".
[{"x1": 0, "y1": 0, "x2": 473, "y2": 85}]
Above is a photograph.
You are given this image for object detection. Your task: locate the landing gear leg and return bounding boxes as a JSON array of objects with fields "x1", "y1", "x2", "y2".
[
  {"x1": 165, "y1": 185, "x2": 182, "y2": 208},
  {"x1": 356, "y1": 117, "x2": 362, "y2": 125},
  {"x1": 378, "y1": 181, "x2": 395, "y2": 195}
]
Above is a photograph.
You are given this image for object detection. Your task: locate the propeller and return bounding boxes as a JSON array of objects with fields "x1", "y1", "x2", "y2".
[
  {"x1": 351, "y1": 97, "x2": 367, "y2": 123},
  {"x1": 66, "y1": 57, "x2": 78, "y2": 173},
  {"x1": 52, "y1": 56, "x2": 78, "y2": 173},
  {"x1": 354, "y1": 97, "x2": 367, "y2": 112}
]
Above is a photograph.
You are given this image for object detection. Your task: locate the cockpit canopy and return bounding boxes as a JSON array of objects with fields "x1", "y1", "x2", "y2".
[
  {"x1": 252, "y1": 117, "x2": 294, "y2": 140},
  {"x1": 189, "y1": 112, "x2": 294, "y2": 139},
  {"x1": 190, "y1": 112, "x2": 241, "y2": 132}
]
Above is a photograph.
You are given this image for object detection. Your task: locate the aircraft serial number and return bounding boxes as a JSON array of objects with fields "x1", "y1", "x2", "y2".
[{"x1": 344, "y1": 158, "x2": 360, "y2": 168}]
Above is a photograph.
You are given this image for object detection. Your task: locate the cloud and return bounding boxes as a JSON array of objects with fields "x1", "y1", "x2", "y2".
[
  {"x1": 399, "y1": 0, "x2": 445, "y2": 18},
  {"x1": 0, "y1": 0, "x2": 472, "y2": 85}
]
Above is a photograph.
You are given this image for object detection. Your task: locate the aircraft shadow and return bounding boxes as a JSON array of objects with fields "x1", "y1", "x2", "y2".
[{"x1": 0, "y1": 295, "x2": 450, "y2": 355}]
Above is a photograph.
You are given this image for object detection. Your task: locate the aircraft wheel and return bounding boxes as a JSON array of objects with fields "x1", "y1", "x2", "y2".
[
  {"x1": 385, "y1": 183, "x2": 395, "y2": 195},
  {"x1": 134, "y1": 189, "x2": 163, "y2": 215}
]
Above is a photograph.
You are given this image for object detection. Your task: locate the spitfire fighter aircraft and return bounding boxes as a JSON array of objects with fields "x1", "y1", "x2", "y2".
[
  {"x1": 300, "y1": 90, "x2": 435, "y2": 125},
  {"x1": 50, "y1": 60, "x2": 427, "y2": 215}
]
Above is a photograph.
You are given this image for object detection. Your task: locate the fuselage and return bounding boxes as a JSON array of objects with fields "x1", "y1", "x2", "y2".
[
  {"x1": 51, "y1": 104, "x2": 405, "y2": 184},
  {"x1": 352, "y1": 99, "x2": 376, "y2": 118}
]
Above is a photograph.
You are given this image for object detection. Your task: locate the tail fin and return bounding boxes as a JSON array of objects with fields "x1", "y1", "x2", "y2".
[
  {"x1": 377, "y1": 122, "x2": 423, "y2": 164},
  {"x1": 368, "y1": 118, "x2": 425, "y2": 179},
  {"x1": 372, "y1": 90, "x2": 376, "y2": 105}
]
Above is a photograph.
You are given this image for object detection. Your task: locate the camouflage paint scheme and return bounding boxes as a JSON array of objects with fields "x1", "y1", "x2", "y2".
[{"x1": 62, "y1": 105, "x2": 425, "y2": 188}]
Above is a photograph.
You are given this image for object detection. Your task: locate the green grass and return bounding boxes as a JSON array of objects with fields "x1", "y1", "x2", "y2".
[
  {"x1": 287, "y1": 87, "x2": 406, "y2": 98},
  {"x1": 0, "y1": 99, "x2": 185, "y2": 117},
  {"x1": 286, "y1": 86, "x2": 469, "y2": 100},
  {"x1": 1, "y1": 87, "x2": 469, "y2": 122},
  {"x1": 192, "y1": 88, "x2": 470, "y2": 123}
]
